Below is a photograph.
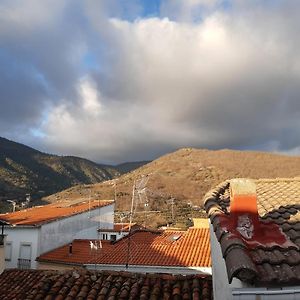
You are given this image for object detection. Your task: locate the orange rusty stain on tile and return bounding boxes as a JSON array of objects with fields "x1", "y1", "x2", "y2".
[
  {"x1": 38, "y1": 228, "x2": 211, "y2": 268},
  {"x1": 0, "y1": 200, "x2": 114, "y2": 226}
]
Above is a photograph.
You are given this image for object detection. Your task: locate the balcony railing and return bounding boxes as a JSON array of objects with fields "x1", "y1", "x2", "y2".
[{"x1": 17, "y1": 258, "x2": 31, "y2": 269}]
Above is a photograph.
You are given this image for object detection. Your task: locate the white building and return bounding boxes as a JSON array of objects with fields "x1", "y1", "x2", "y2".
[
  {"x1": 98, "y1": 223, "x2": 141, "y2": 241},
  {"x1": 0, "y1": 199, "x2": 114, "y2": 269},
  {"x1": 37, "y1": 225, "x2": 212, "y2": 276}
]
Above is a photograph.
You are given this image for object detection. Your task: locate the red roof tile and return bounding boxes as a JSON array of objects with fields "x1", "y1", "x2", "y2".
[
  {"x1": 0, "y1": 200, "x2": 114, "y2": 226},
  {"x1": 38, "y1": 228, "x2": 211, "y2": 268},
  {"x1": 205, "y1": 178, "x2": 300, "y2": 285},
  {"x1": 0, "y1": 269, "x2": 212, "y2": 300}
]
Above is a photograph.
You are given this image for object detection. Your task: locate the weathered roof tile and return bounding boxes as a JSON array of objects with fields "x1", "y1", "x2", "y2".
[
  {"x1": 38, "y1": 228, "x2": 211, "y2": 269},
  {"x1": 204, "y1": 178, "x2": 300, "y2": 285}
]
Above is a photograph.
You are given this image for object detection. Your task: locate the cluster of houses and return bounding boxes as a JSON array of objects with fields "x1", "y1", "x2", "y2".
[{"x1": 0, "y1": 177, "x2": 299, "y2": 299}]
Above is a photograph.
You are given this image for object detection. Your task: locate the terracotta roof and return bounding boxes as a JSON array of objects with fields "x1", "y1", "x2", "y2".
[
  {"x1": 38, "y1": 228, "x2": 211, "y2": 268},
  {"x1": 204, "y1": 178, "x2": 300, "y2": 285},
  {"x1": 0, "y1": 200, "x2": 114, "y2": 226},
  {"x1": 38, "y1": 239, "x2": 114, "y2": 265},
  {"x1": 0, "y1": 269, "x2": 212, "y2": 300}
]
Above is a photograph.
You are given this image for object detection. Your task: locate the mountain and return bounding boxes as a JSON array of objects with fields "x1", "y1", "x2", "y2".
[
  {"x1": 115, "y1": 161, "x2": 151, "y2": 174},
  {"x1": 0, "y1": 137, "x2": 120, "y2": 201},
  {"x1": 44, "y1": 148, "x2": 300, "y2": 227}
]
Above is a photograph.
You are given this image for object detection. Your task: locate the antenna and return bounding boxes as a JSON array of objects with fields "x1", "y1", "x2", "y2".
[
  {"x1": 119, "y1": 212, "x2": 126, "y2": 234},
  {"x1": 132, "y1": 176, "x2": 149, "y2": 216},
  {"x1": 7, "y1": 200, "x2": 16, "y2": 212},
  {"x1": 126, "y1": 179, "x2": 135, "y2": 269},
  {"x1": 126, "y1": 175, "x2": 150, "y2": 268},
  {"x1": 114, "y1": 179, "x2": 117, "y2": 202},
  {"x1": 88, "y1": 189, "x2": 91, "y2": 218}
]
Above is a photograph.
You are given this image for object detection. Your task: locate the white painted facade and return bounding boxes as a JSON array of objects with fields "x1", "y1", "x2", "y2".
[
  {"x1": 85, "y1": 263, "x2": 212, "y2": 276},
  {"x1": 98, "y1": 229, "x2": 129, "y2": 242},
  {"x1": 4, "y1": 203, "x2": 114, "y2": 269},
  {"x1": 0, "y1": 235, "x2": 6, "y2": 274},
  {"x1": 209, "y1": 221, "x2": 300, "y2": 300}
]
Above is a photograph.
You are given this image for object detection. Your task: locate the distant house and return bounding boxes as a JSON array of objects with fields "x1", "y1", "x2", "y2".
[
  {"x1": 0, "y1": 269, "x2": 213, "y2": 300},
  {"x1": 204, "y1": 178, "x2": 300, "y2": 300},
  {"x1": 98, "y1": 222, "x2": 142, "y2": 241},
  {"x1": 0, "y1": 199, "x2": 114, "y2": 269},
  {"x1": 37, "y1": 226, "x2": 212, "y2": 276}
]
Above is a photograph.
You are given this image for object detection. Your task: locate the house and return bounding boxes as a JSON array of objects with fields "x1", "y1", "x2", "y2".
[
  {"x1": 0, "y1": 220, "x2": 9, "y2": 274},
  {"x1": 0, "y1": 269, "x2": 213, "y2": 299},
  {"x1": 98, "y1": 222, "x2": 142, "y2": 241},
  {"x1": 37, "y1": 226, "x2": 212, "y2": 276},
  {"x1": 204, "y1": 178, "x2": 300, "y2": 300},
  {"x1": 0, "y1": 199, "x2": 114, "y2": 269}
]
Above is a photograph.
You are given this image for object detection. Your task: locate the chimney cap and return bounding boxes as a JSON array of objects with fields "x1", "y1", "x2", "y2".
[{"x1": 230, "y1": 179, "x2": 256, "y2": 197}]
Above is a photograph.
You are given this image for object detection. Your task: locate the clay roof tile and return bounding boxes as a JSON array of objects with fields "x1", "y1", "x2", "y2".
[{"x1": 205, "y1": 177, "x2": 300, "y2": 285}]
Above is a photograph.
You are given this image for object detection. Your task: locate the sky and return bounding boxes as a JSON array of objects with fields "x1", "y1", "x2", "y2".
[{"x1": 1, "y1": 0, "x2": 300, "y2": 164}]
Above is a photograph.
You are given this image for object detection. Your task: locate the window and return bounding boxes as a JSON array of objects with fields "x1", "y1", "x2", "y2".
[
  {"x1": 101, "y1": 233, "x2": 108, "y2": 240},
  {"x1": 5, "y1": 242, "x2": 12, "y2": 261},
  {"x1": 110, "y1": 234, "x2": 117, "y2": 241},
  {"x1": 18, "y1": 243, "x2": 31, "y2": 269}
]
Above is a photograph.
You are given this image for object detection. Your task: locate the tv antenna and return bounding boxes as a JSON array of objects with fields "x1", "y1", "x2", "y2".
[
  {"x1": 132, "y1": 175, "x2": 149, "y2": 217},
  {"x1": 126, "y1": 174, "x2": 150, "y2": 268},
  {"x1": 7, "y1": 200, "x2": 16, "y2": 212}
]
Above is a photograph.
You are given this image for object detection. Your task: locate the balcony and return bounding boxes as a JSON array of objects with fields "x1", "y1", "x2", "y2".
[{"x1": 17, "y1": 258, "x2": 31, "y2": 269}]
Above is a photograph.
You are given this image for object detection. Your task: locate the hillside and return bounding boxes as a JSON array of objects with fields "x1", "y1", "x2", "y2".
[
  {"x1": 44, "y1": 148, "x2": 300, "y2": 227},
  {"x1": 115, "y1": 161, "x2": 151, "y2": 174},
  {"x1": 0, "y1": 137, "x2": 120, "y2": 201}
]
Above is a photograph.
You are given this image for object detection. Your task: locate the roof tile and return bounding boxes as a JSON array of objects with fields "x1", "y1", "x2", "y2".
[
  {"x1": 204, "y1": 178, "x2": 300, "y2": 285},
  {"x1": 38, "y1": 228, "x2": 211, "y2": 269},
  {"x1": 0, "y1": 200, "x2": 113, "y2": 226}
]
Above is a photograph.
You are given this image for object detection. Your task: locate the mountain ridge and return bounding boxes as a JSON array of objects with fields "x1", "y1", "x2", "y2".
[
  {"x1": 44, "y1": 147, "x2": 300, "y2": 226},
  {"x1": 0, "y1": 137, "x2": 120, "y2": 201}
]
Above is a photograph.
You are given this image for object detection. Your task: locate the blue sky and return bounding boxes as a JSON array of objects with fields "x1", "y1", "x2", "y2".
[{"x1": 1, "y1": 0, "x2": 300, "y2": 163}]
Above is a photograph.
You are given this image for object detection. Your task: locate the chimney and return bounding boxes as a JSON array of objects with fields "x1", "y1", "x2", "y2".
[
  {"x1": 69, "y1": 243, "x2": 73, "y2": 255},
  {"x1": 230, "y1": 179, "x2": 259, "y2": 239}
]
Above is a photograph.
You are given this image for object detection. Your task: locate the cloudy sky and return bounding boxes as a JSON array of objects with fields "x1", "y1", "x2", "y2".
[{"x1": 1, "y1": 0, "x2": 300, "y2": 164}]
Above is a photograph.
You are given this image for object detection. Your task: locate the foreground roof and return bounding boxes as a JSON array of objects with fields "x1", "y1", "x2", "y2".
[
  {"x1": 38, "y1": 228, "x2": 211, "y2": 269},
  {"x1": 0, "y1": 269, "x2": 212, "y2": 300},
  {"x1": 205, "y1": 178, "x2": 300, "y2": 285},
  {"x1": 0, "y1": 199, "x2": 114, "y2": 226}
]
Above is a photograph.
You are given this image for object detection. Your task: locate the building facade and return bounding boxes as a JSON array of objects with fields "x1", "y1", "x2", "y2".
[{"x1": 0, "y1": 200, "x2": 114, "y2": 269}]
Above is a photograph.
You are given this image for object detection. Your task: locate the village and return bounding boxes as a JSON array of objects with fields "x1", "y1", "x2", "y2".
[
  {"x1": 0, "y1": 177, "x2": 299, "y2": 299},
  {"x1": 1, "y1": 0, "x2": 300, "y2": 299}
]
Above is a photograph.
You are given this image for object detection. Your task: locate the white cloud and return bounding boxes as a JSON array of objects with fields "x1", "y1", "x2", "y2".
[
  {"x1": 2, "y1": 1, "x2": 300, "y2": 162},
  {"x1": 79, "y1": 77, "x2": 102, "y2": 116}
]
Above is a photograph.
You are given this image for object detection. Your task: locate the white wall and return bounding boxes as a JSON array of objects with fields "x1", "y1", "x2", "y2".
[
  {"x1": 4, "y1": 203, "x2": 114, "y2": 270},
  {"x1": 4, "y1": 227, "x2": 39, "y2": 269},
  {"x1": 86, "y1": 263, "x2": 211, "y2": 275},
  {"x1": 232, "y1": 287, "x2": 300, "y2": 299},
  {"x1": 40, "y1": 204, "x2": 114, "y2": 254},
  {"x1": 0, "y1": 235, "x2": 6, "y2": 274},
  {"x1": 98, "y1": 230, "x2": 129, "y2": 241}
]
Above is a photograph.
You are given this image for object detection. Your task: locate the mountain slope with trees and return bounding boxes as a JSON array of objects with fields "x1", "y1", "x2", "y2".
[
  {"x1": 0, "y1": 137, "x2": 120, "y2": 201},
  {"x1": 44, "y1": 148, "x2": 300, "y2": 227}
]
